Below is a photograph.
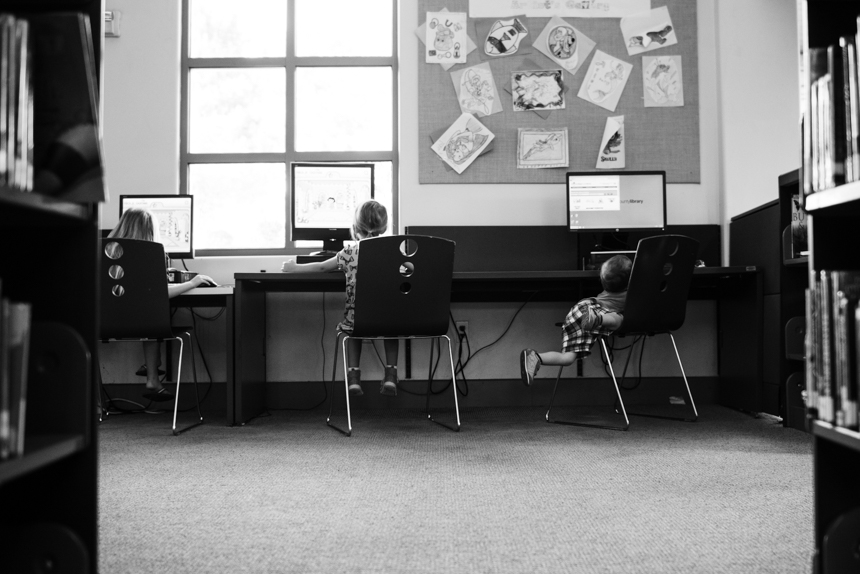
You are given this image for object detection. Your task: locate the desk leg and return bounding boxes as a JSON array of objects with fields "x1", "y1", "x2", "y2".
[
  {"x1": 225, "y1": 295, "x2": 235, "y2": 425},
  {"x1": 234, "y1": 281, "x2": 267, "y2": 424},
  {"x1": 718, "y1": 272, "x2": 763, "y2": 412}
]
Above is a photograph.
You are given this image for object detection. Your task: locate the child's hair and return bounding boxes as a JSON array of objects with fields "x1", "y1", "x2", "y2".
[
  {"x1": 351, "y1": 200, "x2": 388, "y2": 241},
  {"x1": 109, "y1": 207, "x2": 158, "y2": 242},
  {"x1": 599, "y1": 255, "x2": 632, "y2": 292}
]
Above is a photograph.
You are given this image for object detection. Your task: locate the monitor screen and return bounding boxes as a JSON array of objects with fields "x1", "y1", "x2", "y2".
[
  {"x1": 119, "y1": 195, "x2": 194, "y2": 259},
  {"x1": 566, "y1": 171, "x2": 667, "y2": 232},
  {"x1": 290, "y1": 163, "x2": 374, "y2": 252}
]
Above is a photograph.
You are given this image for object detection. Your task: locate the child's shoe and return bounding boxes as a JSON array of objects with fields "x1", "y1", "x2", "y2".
[
  {"x1": 347, "y1": 369, "x2": 363, "y2": 396},
  {"x1": 520, "y1": 349, "x2": 540, "y2": 386},
  {"x1": 380, "y1": 366, "x2": 398, "y2": 396}
]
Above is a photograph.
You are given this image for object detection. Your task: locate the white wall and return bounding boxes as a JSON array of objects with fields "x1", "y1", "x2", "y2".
[
  {"x1": 102, "y1": 0, "x2": 181, "y2": 226},
  {"x1": 715, "y1": 0, "x2": 801, "y2": 234},
  {"x1": 99, "y1": 0, "x2": 799, "y2": 385}
]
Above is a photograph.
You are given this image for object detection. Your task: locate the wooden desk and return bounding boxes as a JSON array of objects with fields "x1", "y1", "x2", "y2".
[{"x1": 230, "y1": 267, "x2": 761, "y2": 426}]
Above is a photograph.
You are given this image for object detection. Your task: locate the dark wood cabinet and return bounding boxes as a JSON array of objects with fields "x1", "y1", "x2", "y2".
[{"x1": 728, "y1": 169, "x2": 807, "y2": 417}]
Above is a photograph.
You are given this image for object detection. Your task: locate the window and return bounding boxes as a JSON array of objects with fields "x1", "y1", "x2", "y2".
[{"x1": 180, "y1": 0, "x2": 398, "y2": 256}]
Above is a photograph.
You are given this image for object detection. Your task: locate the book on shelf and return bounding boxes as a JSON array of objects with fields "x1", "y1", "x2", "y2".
[
  {"x1": 818, "y1": 270, "x2": 835, "y2": 423},
  {"x1": 805, "y1": 287, "x2": 818, "y2": 416},
  {"x1": 790, "y1": 193, "x2": 808, "y2": 257},
  {"x1": 827, "y1": 44, "x2": 847, "y2": 189},
  {"x1": 807, "y1": 47, "x2": 828, "y2": 196},
  {"x1": 0, "y1": 294, "x2": 32, "y2": 460},
  {"x1": 831, "y1": 271, "x2": 860, "y2": 429},
  {"x1": 0, "y1": 13, "x2": 32, "y2": 193},
  {"x1": 0, "y1": 16, "x2": 10, "y2": 186},
  {"x1": 841, "y1": 36, "x2": 859, "y2": 182},
  {"x1": 806, "y1": 269, "x2": 860, "y2": 431},
  {"x1": 0, "y1": 11, "x2": 105, "y2": 201},
  {"x1": 29, "y1": 12, "x2": 105, "y2": 203},
  {"x1": 804, "y1": 32, "x2": 860, "y2": 196},
  {"x1": 6, "y1": 301, "x2": 30, "y2": 456}
]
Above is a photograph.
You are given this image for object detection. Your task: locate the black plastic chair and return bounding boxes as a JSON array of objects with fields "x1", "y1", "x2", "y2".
[
  {"x1": 99, "y1": 238, "x2": 203, "y2": 435},
  {"x1": 546, "y1": 235, "x2": 700, "y2": 430},
  {"x1": 327, "y1": 235, "x2": 460, "y2": 436}
]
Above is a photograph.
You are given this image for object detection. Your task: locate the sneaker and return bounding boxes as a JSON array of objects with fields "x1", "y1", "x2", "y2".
[
  {"x1": 380, "y1": 366, "x2": 398, "y2": 396},
  {"x1": 520, "y1": 349, "x2": 540, "y2": 386},
  {"x1": 347, "y1": 369, "x2": 363, "y2": 396}
]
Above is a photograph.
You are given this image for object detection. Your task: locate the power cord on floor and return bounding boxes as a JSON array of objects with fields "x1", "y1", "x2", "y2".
[{"x1": 445, "y1": 291, "x2": 539, "y2": 396}]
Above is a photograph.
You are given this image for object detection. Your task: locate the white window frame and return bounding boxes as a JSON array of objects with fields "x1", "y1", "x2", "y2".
[{"x1": 179, "y1": 0, "x2": 399, "y2": 257}]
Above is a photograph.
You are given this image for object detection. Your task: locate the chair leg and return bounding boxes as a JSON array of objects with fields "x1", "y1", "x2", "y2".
[
  {"x1": 96, "y1": 361, "x2": 108, "y2": 423},
  {"x1": 544, "y1": 365, "x2": 566, "y2": 422},
  {"x1": 171, "y1": 334, "x2": 204, "y2": 436},
  {"x1": 426, "y1": 335, "x2": 460, "y2": 432},
  {"x1": 326, "y1": 333, "x2": 353, "y2": 436},
  {"x1": 670, "y1": 333, "x2": 698, "y2": 422},
  {"x1": 545, "y1": 340, "x2": 629, "y2": 431},
  {"x1": 624, "y1": 334, "x2": 698, "y2": 423}
]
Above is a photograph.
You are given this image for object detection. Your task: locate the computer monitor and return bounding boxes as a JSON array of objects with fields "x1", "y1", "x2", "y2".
[
  {"x1": 566, "y1": 171, "x2": 667, "y2": 232},
  {"x1": 119, "y1": 194, "x2": 194, "y2": 260},
  {"x1": 290, "y1": 163, "x2": 374, "y2": 254}
]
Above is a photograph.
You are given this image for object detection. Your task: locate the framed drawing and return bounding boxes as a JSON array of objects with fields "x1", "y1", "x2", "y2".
[
  {"x1": 517, "y1": 128, "x2": 569, "y2": 169},
  {"x1": 511, "y1": 69, "x2": 565, "y2": 112}
]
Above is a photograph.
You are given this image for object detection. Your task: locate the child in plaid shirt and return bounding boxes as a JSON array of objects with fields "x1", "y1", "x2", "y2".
[{"x1": 520, "y1": 254, "x2": 632, "y2": 385}]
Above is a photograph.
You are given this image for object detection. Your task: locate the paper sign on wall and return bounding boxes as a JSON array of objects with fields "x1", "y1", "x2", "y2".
[
  {"x1": 451, "y1": 62, "x2": 503, "y2": 117},
  {"x1": 577, "y1": 50, "x2": 632, "y2": 112},
  {"x1": 473, "y1": 16, "x2": 532, "y2": 60},
  {"x1": 431, "y1": 112, "x2": 495, "y2": 174},
  {"x1": 416, "y1": 9, "x2": 477, "y2": 71},
  {"x1": 425, "y1": 12, "x2": 468, "y2": 64},
  {"x1": 517, "y1": 128, "x2": 569, "y2": 169},
  {"x1": 596, "y1": 116, "x2": 625, "y2": 169},
  {"x1": 620, "y1": 6, "x2": 677, "y2": 56},
  {"x1": 643, "y1": 55, "x2": 683, "y2": 107},
  {"x1": 532, "y1": 16, "x2": 595, "y2": 76},
  {"x1": 469, "y1": 0, "x2": 652, "y2": 19}
]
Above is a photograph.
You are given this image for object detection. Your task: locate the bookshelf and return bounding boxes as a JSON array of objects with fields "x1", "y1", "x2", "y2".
[
  {"x1": 0, "y1": 0, "x2": 103, "y2": 572},
  {"x1": 800, "y1": 1, "x2": 860, "y2": 572}
]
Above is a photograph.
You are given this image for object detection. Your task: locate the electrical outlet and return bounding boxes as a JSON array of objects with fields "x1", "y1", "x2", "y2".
[{"x1": 455, "y1": 321, "x2": 468, "y2": 339}]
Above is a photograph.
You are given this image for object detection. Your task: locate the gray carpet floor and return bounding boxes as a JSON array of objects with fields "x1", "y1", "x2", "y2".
[{"x1": 99, "y1": 405, "x2": 814, "y2": 574}]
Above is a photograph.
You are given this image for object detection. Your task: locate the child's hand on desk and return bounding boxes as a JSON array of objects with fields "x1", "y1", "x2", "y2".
[
  {"x1": 191, "y1": 274, "x2": 216, "y2": 287},
  {"x1": 281, "y1": 258, "x2": 297, "y2": 273}
]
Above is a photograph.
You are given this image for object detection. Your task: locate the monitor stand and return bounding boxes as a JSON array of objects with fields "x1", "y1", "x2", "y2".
[
  {"x1": 309, "y1": 238, "x2": 344, "y2": 258},
  {"x1": 582, "y1": 231, "x2": 631, "y2": 269}
]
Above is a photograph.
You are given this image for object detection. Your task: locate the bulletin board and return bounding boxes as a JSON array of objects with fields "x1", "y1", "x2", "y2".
[{"x1": 417, "y1": 0, "x2": 699, "y2": 184}]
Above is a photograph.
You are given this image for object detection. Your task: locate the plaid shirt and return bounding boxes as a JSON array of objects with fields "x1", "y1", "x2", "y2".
[{"x1": 561, "y1": 291, "x2": 626, "y2": 355}]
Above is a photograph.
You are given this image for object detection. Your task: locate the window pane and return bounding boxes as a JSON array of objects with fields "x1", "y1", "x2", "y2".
[
  {"x1": 189, "y1": 0, "x2": 286, "y2": 58},
  {"x1": 190, "y1": 163, "x2": 286, "y2": 249},
  {"x1": 189, "y1": 68, "x2": 286, "y2": 153},
  {"x1": 295, "y1": 67, "x2": 392, "y2": 152},
  {"x1": 295, "y1": 0, "x2": 392, "y2": 57},
  {"x1": 370, "y1": 161, "x2": 393, "y2": 226}
]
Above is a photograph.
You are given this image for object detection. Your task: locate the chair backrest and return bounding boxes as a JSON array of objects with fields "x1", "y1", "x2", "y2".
[
  {"x1": 617, "y1": 234, "x2": 699, "y2": 336},
  {"x1": 351, "y1": 235, "x2": 456, "y2": 338},
  {"x1": 100, "y1": 237, "x2": 174, "y2": 340}
]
